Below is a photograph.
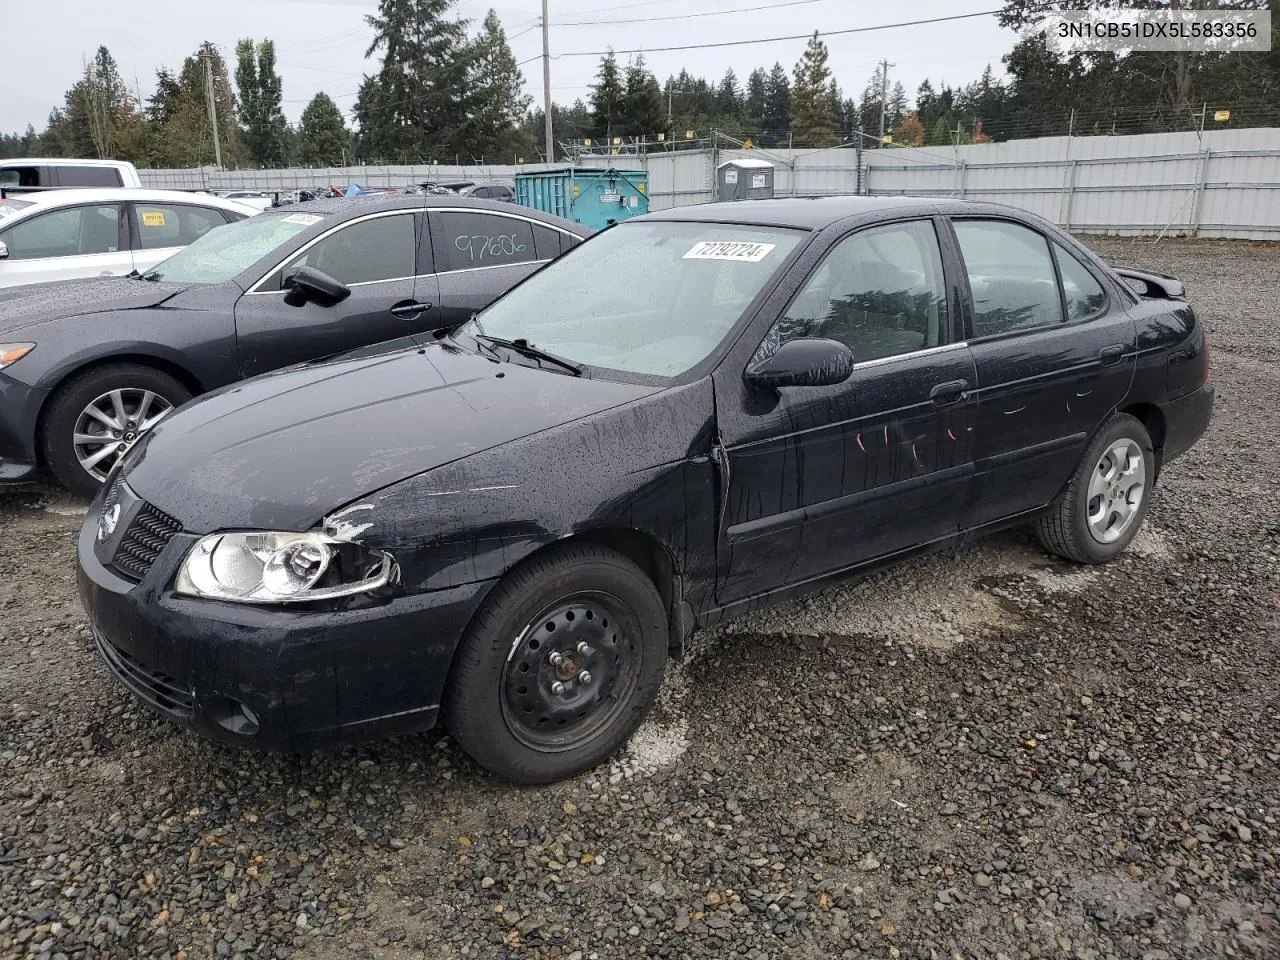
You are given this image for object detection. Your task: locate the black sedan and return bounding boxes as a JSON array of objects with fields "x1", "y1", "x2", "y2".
[
  {"x1": 0, "y1": 195, "x2": 587, "y2": 496},
  {"x1": 76, "y1": 197, "x2": 1213, "y2": 784}
]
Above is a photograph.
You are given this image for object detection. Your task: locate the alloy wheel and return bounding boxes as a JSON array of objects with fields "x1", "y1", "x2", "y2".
[
  {"x1": 1085, "y1": 438, "x2": 1145, "y2": 544},
  {"x1": 72, "y1": 388, "x2": 174, "y2": 484}
]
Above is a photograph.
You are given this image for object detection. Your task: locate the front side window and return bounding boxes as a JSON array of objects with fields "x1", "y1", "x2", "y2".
[
  {"x1": 1053, "y1": 242, "x2": 1107, "y2": 321},
  {"x1": 142, "y1": 211, "x2": 326, "y2": 285},
  {"x1": 459, "y1": 220, "x2": 804, "y2": 379},
  {"x1": 772, "y1": 220, "x2": 947, "y2": 363},
  {"x1": 431, "y1": 211, "x2": 536, "y2": 272},
  {"x1": 135, "y1": 204, "x2": 230, "y2": 250},
  {"x1": 276, "y1": 213, "x2": 415, "y2": 287},
  {"x1": 0, "y1": 204, "x2": 120, "y2": 259},
  {"x1": 953, "y1": 219, "x2": 1064, "y2": 337}
]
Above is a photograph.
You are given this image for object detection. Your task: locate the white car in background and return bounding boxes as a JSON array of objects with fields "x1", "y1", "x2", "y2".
[
  {"x1": 216, "y1": 190, "x2": 275, "y2": 211},
  {"x1": 0, "y1": 188, "x2": 258, "y2": 288}
]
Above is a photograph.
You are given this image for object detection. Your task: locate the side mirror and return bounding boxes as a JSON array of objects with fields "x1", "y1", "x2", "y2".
[
  {"x1": 0, "y1": 240, "x2": 8, "y2": 261},
  {"x1": 745, "y1": 337, "x2": 854, "y2": 390},
  {"x1": 284, "y1": 266, "x2": 350, "y2": 307}
]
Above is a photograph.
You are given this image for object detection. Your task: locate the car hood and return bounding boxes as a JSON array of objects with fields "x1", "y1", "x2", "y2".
[
  {"x1": 123, "y1": 339, "x2": 661, "y2": 534},
  {"x1": 0, "y1": 276, "x2": 188, "y2": 335}
]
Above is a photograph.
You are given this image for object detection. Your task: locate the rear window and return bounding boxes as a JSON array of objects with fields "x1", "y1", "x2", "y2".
[{"x1": 55, "y1": 165, "x2": 122, "y2": 187}]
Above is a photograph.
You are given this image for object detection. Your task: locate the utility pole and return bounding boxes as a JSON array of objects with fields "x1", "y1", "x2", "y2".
[
  {"x1": 877, "y1": 59, "x2": 893, "y2": 146},
  {"x1": 203, "y1": 46, "x2": 223, "y2": 170},
  {"x1": 541, "y1": 0, "x2": 554, "y2": 164}
]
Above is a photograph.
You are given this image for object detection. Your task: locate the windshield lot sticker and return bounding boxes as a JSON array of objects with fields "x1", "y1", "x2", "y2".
[
  {"x1": 141, "y1": 211, "x2": 166, "y2": 227},
  {"x1": 282, "y1": 213, "x2": 323, "y2": 226},
  {"x1": 683, "y1": 240, "x2": 776, "y2": 263}
]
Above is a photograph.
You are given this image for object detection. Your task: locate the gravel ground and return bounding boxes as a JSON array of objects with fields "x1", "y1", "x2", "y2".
[{"x1": 1, "y1": 236, "x2": 1277, "y2": 960}]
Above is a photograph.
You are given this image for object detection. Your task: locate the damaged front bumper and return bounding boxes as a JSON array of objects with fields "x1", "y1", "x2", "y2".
[{"x1": 76, "y1": 517, "x2": 493, "y2": 751}]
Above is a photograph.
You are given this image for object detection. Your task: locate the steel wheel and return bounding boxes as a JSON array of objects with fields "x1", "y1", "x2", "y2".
[
  {"x1": 72, "y1": 388, "x2": 174, "y2": 483},
  {"x1": 1085, "y1": 438, "x2": 1145, "y2": 544},
  {"x1": 500, "y1": 593, "x2": 641, "y2": 753}
]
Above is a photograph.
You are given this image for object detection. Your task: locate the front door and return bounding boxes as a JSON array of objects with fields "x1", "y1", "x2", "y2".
[
  {"x1": 949, "y1": 218, "x2": 1137, "y2": 527},
  {"x1": 235, "y1": 210, "x2": 440, "y2": 375},
  {"x1": 0, "y1": 202, "x2": 130, "y2": 286},
  {"x1": 714, "y1": 218, "x2": 978, "y2": 604}
]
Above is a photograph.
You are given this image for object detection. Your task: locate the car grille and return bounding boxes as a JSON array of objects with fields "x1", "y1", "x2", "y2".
[
  {"x1": 111, "y1": 501, "x2": 183, "y2": 582},
  {"x1": 92, "y1": 629, "x2": 194, "y2": 719}
]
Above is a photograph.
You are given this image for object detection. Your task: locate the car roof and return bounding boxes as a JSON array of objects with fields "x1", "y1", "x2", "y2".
[
  {"x1": 269, "y1": 193, "x2": 588, "y2": 231},
  {"x1": 640, "y1": 195, "x2": 1051, "y2": 231},
  {"x1": 0, "y1": 157, "x2": 133, "y2": 167},
  {"x1": 12, "y1": 188, "x2": 256, "y2": 213}
]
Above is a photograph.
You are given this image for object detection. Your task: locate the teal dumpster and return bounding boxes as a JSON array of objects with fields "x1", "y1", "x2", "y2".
[{"x1": 515, "y1": 167, "x2": 649, "y2": 230}]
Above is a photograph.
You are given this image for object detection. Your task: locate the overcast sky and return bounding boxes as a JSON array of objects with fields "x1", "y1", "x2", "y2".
[{"x1": 2, "y1": 0, "x2": 1019, "y2": 136}]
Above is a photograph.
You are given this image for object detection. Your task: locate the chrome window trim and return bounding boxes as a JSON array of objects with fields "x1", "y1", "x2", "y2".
[{"x1": 850, "y1": 340, "x2": 969, "y2": 372}]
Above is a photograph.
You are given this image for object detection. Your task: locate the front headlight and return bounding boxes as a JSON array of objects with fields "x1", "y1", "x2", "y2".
[
  {"x1": 175, "y1": 531, "x2": 396, "y2": 604},
  {"x1": 0, "y1": 343, "x2": 34, "y2": 370}
]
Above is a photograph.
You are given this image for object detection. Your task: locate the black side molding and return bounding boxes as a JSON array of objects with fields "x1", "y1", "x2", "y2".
[{"x1": 1113, "y1": 267, "x2": 1186, "y2": 300}]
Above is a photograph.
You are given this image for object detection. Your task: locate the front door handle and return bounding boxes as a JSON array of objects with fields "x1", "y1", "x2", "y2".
[
  {"x1": 1099, "y1": 344, "x2": 1125, "y2": 366},
  {"x1": 390, "y1": 300, "x2": 433, "y2": 319},
  {"x1": 930, "y1": 379, "x2": 969, "y2": 406}
]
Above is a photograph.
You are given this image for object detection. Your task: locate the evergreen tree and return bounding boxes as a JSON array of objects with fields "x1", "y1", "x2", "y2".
[
  {"x1": 762, "y1": 62, "x2": 791, "y2": 145},
  {"x1": 589, "y1": 51, "x2": 624, "y2": 141},
  {"x1": 355, "y1": 0, "x2": 474, "y2": 161},
  {"x1": 716, "y1": 69, "x2": 743, "y2": 119},
  {"x1": 235, "y1": 38, "x2": 288, "y2": 167},
  {"x1": 745, "y1": 68, "x2": 768, "y2": 131},
  {"x1": 790, "y1": 33, "x2": 837, "y2": 147},
  {"x1": 466, "y1": 10, "x2": 533, "y2": 159},
  {"x1": 298, "y1": 92, "x2": 350, "y2": 166},
  {"x1": 927, "y1": 116, "x2": 952, "y2": 146},
  {"x1": 148, "y1": 69, "x2": 181, "y2": 124},
  {"x1": 620, "y1": 56, "x2": 663, "y2": 138}
]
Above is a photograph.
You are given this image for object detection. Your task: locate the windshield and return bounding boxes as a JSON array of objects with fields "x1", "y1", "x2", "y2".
[
  {"x1": 459, "y1": 220, "x2": 803, "y2": 379},
  {"x1": 0, "y1": 198, "x2": 34, "y2": 219},
  {"x1": 142, "y1": 211, "x2": 328, "y2": 284}
]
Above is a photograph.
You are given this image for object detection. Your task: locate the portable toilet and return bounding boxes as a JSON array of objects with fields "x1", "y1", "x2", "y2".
[
  {"x1": 717, "y1": 158, "x2": 775, "y2": 201},
  {"x1": 515, "y1": 167, "x2": 649, "y2": 230}
]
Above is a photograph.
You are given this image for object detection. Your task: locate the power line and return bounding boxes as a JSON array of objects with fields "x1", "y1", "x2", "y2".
[
  {"x1": 554, "y1": 0, "x2": 834, "y2": 27},
  {"x1": 527, "y1": 8, "x2": 1022, "y2": 60}
]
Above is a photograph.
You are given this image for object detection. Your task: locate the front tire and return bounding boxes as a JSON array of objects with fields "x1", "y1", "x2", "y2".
[
  {"x1": 444, "y1": 544, "x2": 668, "y2": 785},
  {"x1": 1036, "y1": 413, "x2": 1154, "y2": 564},
  {"x1": 41, "y1": 364, "x2": 190, "y2": 499}
]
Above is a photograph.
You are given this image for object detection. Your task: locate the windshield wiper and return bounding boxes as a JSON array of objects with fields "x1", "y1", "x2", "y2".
[{"x1": 475, "y1": 335, "x2": 583, "y2": 377}]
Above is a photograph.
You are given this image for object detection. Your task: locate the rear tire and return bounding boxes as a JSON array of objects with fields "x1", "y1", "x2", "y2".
[
  {"x1": 444, "y1": 544, "x2": 668, "y2": 785},
  {"x1": 41, "y1": 364, "x2": 190, "y2": 499},
  {"x1": 1035, "y1": 413, "x2": 1154, "y2": 564}
]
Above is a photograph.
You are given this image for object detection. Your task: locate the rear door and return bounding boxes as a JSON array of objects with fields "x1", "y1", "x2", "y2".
[
  {"x1": 235, "y1": 209, "x2": 428, "y2": 375},
  {"x1": 714, "y1": 218, "x2": 978, "y2": 602},
  {"x1": 427, "y1": 209, "x2": 573, "y2": 328},
  {"x1": 128, "y1": 201, "x2": 236, "y2": 274},
  {"x1": 0, "y1": 202, "x2": 130, "y2": 285},
  {"x1": 951, "y1": 218, "x2": 1136, "y2": 528}
]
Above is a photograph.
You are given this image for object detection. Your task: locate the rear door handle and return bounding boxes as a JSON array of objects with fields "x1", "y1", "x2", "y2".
[
  {"x1": 930, "y1": 379, "x2": 969, "y2": 406},
  {"x1": 390, "y1": 300, "x2": 433, "y2": 319},
  {"x1": 1099, "y1": 345, "x2": 1125, "y2": 366}
]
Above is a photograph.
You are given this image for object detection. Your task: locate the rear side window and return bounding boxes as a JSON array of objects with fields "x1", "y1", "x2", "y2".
[
  {"x1": 1053, "y1": 242, "x2": 1107, "y2": 321},
  {"x1": 0, "y1": 166, "x2": 44, "y2": 188},
  {"x1": 277, "y1": 213, "x2": 415, "y2": 287},
  {"x1": 0, "y1": 204, "x2": 121, "y2": 259},
  {"x1": 135, "y1": 203, "x2": 229, "y2": 250},
  {"x1": 953, "y1": 219, "x2": 1064, "y2": 337},
  {"x1": 531, "y1": 224, "x2": 566, "y2": 261},
  {"x1": 55, "y1": 165, "x2": 122, "y2": 187},
  {"x1": 775, "y1": 220, "x2": 948, "y2": 362},
  {"x1": 430, "y1": 211, "x2": 536, "y2": 272}
]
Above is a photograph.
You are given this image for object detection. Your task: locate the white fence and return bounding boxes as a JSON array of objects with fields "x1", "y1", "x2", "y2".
[{"x1": 138, "y1": 127, "x2": 1280, "y2": 240}]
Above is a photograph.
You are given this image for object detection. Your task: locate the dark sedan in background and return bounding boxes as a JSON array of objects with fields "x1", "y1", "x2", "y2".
[
  {"x1": 77, "y1": 196, "x2": 1212, "y2": 784},
  {"x1": 0, "y1": 195, "x2": 587, "y2": 495}
]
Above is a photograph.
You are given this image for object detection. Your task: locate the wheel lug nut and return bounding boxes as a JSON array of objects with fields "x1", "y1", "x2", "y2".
[
  {"x1": 549, "y1": 652, "x2": 564, "y2": 666},
  {"x1": 578, "y1": 671, "x2": 591, "y2": 684},
  {"x1": 577, "y1": 641, "x2": 591, "y2": 656},
  {"x1": 551, "y1": 681, "x2": 565, "y2": 695}
]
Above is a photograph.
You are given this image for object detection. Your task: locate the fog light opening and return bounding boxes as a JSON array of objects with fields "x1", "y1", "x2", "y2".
[{"x1": 212, "y1": 698, "x2": 261, "y2": 737}]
